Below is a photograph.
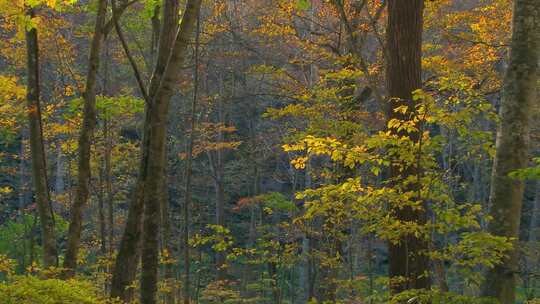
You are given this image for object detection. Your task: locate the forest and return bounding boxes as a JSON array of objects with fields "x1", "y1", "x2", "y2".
[{"x1": 0, "y1": 0, "x2": 539, "y2": 303}]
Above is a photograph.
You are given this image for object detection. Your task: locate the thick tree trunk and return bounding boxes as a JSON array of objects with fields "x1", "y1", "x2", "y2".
[
  {"x1": 385, "y1": 0, "x2": 430, "y2": 294},
  {"x1": 104, "y1": 0, "x2": 201, "y2": 302},
  {"x1": 481, "y1": 1, "x2": 540, "y2": 302},
  {"x1": 25, "y1": 9, "x2": 58, "y2": 268},
  {"x1": 140, "y1": 1, "x2": 201, "y2": 301},
  {"x1": 109, "y1": 158, "x2": 145, "y2": 302},
  {"x1": 110, "y1": 0, "x2": 180, "y2": 301},
  {"x1": 63, "y1": 0, "x2": 108, "y2": 274}
]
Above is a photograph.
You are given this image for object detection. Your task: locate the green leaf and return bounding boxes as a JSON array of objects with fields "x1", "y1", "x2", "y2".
[{"x1": 296, "y1": 0, "x2": 311, "y2": 11}]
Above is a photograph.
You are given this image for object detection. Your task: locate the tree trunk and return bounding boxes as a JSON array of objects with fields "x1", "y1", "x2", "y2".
[
  {"x1": 104, "y1": 117, "x2": 115, "y2": 257},
  {"x1": 138, "y1": 1, "x2": 202, "y2": 303},
  {"x1": 140, "y1": 26, "x2": 200, "y2": 304},
  {"x1": 110, "y1": 0, "x2": 180, "y2": 301},
  {"x1": 181, "y1": 11, "x2": 200, "y2": 304},
  {"x1": 214, "y1": 176, "x2": 227, "y2": 279},
  {"x1": 213, "y1": 92, "x2": 227, "y2": 280},
  {"x1": 19, "y1": 132, "x2": 30, "y2": 271},
  {"x1": 63, "y1": 0, "x2": 108, "y2": 274},
  {"x1": 530, "y1": 182, "x2": 540, "y2": 243},
  {"x1": 97, "y1": 171, "x2": 107, "y2": 255},
  {"x1": 55, "y1": 143, "x2": 65, "y2": 194},
  {"x1": 481, "y1": 1, "x2": 540, "y2": 302},
  {"x1": 161, "y1": 155, "x2": 175, "y2": 304},
  {"x1": 25, "y1": 8, "x2": 58, "y2": 268},
  {"x1": 150, "y1": 3, "x2": 161, "y2": 70},
  {"x1": 385, "y1": 0, "x2": 430, "y2": 294},
  {"x1": 19, "y1": 129, "x2": 30, "y2": 210}
]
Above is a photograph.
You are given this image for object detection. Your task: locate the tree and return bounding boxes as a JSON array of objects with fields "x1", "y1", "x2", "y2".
[
  {"x1": 24, "y1": 7, "x2": 58, "y2": 269},
  {"x1": 385, "y1": 0, "x2": 430, "y2": 293},
  {"x1": 0, "y1": 0, "x2": 536, "y2": 302},
  {"x1": 139, "y1": 0, "x2": 201, "y2": 300},
  {"x1": 63, "y1": 0, "x2": 108, "y2": 275},
  {"x1": 110, "y1": 0, "x2": 181, "y2": 301},
  {"x1": 481, "y1": 0, "x2": 540, "y2": 302},
  {"x1": 181, "y1": 9, "x2": 201, "y2": 304},
  {"x1": 110, "y1": 0, "x2": 202, "y2": 303}
]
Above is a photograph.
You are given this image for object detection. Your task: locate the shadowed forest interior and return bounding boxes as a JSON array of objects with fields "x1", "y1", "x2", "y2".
[{"x1": 0, "y1": 0, "x2": 539, "y2": 303}]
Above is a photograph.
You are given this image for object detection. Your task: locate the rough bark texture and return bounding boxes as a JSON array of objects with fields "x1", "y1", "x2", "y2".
[
  {"x1": 140, "y1": 1, "x2": 202, "y2": 302},
  {"x1": 481, "y1": 0, "x2": 540, "y2": 302},
  {"x1": 385, "y1": 0, "x2": 430, "y2": 294},
  {"x1": 109, "y1": 0, "x2": 201, "y2": 303},
  {"x1": 25, "y1": 9, "x2": 58, "y2": 268},
  {"x1": 63, "y1": 0, "x2": 108, "y2": 274},
  {"x1": 110, "y1": 0, "x2": 180, "y2": 301}
]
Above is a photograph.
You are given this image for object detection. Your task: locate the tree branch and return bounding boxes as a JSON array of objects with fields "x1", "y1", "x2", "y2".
[{"x1": 111, "y1": 0, "x2": 149, "y2": 103}]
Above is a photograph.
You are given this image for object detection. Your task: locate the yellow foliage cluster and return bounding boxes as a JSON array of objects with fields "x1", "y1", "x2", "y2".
[{"x1": 0, "y1": 76, "x2": 26, "y2": 138}]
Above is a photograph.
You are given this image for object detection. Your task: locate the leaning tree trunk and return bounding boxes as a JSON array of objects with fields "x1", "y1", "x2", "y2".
[
  {"x1": 108, "y1": 0, "x2": 201, "y2": 303},
  {"x1": 63, "y1": 0, "x2": 108, "y2": 274},
  {"x1": 110, "y1": 0, "x2": 180, "y2": 301},
  {"x1": 481, "y1": 1, "x2": 540, "y2": 303},
  {"x1": 385, "y1": 0, "x2": 430, "y2": 294},
  {"x1": 25, "y1": 8, "x2": 58, "y2": 268},
  {"x1": 139, "y1": 1, "x2": 202, "y2": 302}
]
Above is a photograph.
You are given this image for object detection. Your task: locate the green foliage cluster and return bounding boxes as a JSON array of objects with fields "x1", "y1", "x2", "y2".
[
  {"x1": 0, "y1": 215, "x2": 69, "y2": 273},
  {"x1": 0, "y1": 275, "x2": 108, "y2": 304},
  {"x1": 510, "y1": 158, "x2": 540, "y2": 180},
  {"x1": 0, "y1": 255, "x2": 111, "y2": 304}
]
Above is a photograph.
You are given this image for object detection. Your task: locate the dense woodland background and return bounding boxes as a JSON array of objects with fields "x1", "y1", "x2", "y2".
[{"x1": 0, "y1": 0, "x2": 539, "y2": 303}]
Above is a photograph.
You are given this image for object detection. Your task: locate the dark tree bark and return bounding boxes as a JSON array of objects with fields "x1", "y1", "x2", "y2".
[
  {"x1": 25, "y1": 8, "x2": 58, "y2": 268},
  {"x1": 63, "y1": 0, "x2": 108, "y2": 274},
  {"x1": 140, "y1": 0, "x2": 202, "y2": 302},
  {"x1": 110, "y1": 0, "x2": 180, "y2": 301},
  {"x1": 105, "y1": 117, "x2": 115, "y2": 257},
  {"x1": 385, "y1": 0, "x2": 430, "y2": 294},
  {"x1": 160, "y1": 153, "x2": 175, "y2": 304},
  {"x1": 481, "y1": 0, "x2": 540, "y2": 303},
  {"x1": 110, "y1": 1, "x2": 201, "y2": 303},
  {"x1": 97, "y1": 173, "x2": 107, "y2": 255}
]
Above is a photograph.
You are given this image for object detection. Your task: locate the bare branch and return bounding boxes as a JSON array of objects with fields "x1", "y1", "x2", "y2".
[{"x1": 111, "y1": 0, "x2": 149, "y2": 103}]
